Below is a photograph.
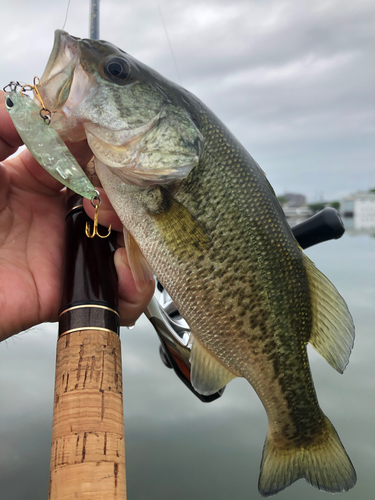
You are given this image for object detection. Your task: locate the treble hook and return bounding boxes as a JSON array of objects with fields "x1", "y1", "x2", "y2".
[
  {"x1": 85, "y1": 191, "x2": 112, "y2": 239},
  {"x1": 20, "y1": 77, "x2": 52, "y2": 125}
]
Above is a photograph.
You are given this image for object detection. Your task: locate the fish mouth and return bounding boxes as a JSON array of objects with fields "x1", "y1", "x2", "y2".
[
  {"x1": 39, "y1": 30, "x2": 79, "y2": 109},
  {"x1": 38, "y1": 30, "x2": 93, "y2": 141}
]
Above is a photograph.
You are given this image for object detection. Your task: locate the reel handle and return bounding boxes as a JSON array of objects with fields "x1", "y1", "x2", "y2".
[{"x1": 291, "y1": 207, "x2": 344, "y2": 249}]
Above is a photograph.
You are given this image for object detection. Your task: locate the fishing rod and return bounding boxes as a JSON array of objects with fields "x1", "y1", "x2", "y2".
[{"x1": 49, "y1": 1, "x2": 127, "y2": 498}]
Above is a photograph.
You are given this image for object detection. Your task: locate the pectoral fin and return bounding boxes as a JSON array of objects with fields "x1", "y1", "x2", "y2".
[
  {"x1": 151, "y1": 192, "x2": 211, "y2": 254},
  {"x1": 189, "y1": 335, "x2": 237, "y2": 395},
  {"x1": 303, "y1": 254, "x2": 355, "y2": 373}
]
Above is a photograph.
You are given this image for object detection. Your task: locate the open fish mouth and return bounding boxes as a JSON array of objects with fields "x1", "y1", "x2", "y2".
[
  {"x1": 39, "y1": 31, "x2": 81, "y2": 109},
  {"x1": 38, "y1": 31, "x2": 93, "y2": 141},
  {"x1": 41, "y1": 31, "x2": 78, "y2": 85}
]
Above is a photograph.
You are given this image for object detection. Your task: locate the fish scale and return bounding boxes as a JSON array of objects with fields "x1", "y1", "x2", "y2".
[{"x1": 172, "y1": 107, "x2": 321, "y2": 437}]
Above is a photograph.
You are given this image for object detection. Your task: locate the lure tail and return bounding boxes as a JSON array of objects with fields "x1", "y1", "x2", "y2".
[{"x1": 258, "y1": 416, "x2": 356, "y2": 497}]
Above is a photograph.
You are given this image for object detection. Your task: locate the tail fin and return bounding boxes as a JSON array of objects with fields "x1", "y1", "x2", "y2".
[{"x1": 258, "y1": 416, "x2": 356, "y2": 497}]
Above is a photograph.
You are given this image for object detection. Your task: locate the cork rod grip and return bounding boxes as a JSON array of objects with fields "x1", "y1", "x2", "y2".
[
  {"x1": 49, "y1": 193, "x2": 126, "y2": 499},
  {"x1": 49, "y1": 329, "x2": 126, "y2": 499}
]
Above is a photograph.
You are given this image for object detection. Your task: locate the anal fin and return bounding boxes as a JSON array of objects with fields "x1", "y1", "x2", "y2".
[{"x1": 189, "y1": 335, "x2": 237, "y2": 395}]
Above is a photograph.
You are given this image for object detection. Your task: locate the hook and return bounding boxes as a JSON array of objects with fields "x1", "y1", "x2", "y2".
[
  {"x1": 3, "y1": 81, "x2": 21, "y2": 92},
  {"x1": 85, "y1": 191, "x2": 112, "y2": 239}
]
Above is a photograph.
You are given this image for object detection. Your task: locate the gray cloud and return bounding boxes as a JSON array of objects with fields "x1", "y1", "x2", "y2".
[{"x1": 1, "y1": 0, "x2": 373, "y2": 199}]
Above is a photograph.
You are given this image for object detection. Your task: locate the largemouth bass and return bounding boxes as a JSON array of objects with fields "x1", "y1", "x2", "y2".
[{"x1": 38, "y1": 30, "x2": 356, "y2": 496}]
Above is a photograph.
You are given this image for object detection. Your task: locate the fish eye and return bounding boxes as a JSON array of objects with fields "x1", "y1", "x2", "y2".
[
  {"x1": 6, "y1": 97, "x2": 14, "y2": 108},
  {"x1": 104, "y1": 57, "x2": 130, "y2": 81}
]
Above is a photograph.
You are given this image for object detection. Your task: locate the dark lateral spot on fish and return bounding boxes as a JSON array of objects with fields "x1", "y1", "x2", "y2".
[
  {"x1": 262, "y1": 341, "x2": 274, "y2": 355},
  {"x1": 282, "y1": 423, "x2": 291, "y2": 437},
  {"x1": 250, "y1": 317, "x2": 258, "y2": 329},
  {"x1": 223, "y1": 291, "x2": 235, "y2": 301},
  {"x1": 6, "y1": 97, "x2": 13, "y2": 108},
  {"x1": 259, "y1": 321, "x2": 268, "y2": 334},
  {"x1": 236, "y1": 275, "x2": 246, "y2": 283}
]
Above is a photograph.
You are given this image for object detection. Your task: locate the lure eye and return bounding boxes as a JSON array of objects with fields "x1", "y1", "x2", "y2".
[
  {"x1": 6, "y1": 97, "x2": 14, "y2": 108},
  {"x1": 104, "y1": 57, "x2": 130, "y2": 81}
]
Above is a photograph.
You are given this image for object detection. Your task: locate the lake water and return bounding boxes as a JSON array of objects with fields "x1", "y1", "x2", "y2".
[{"x1": 0, "y1": 229, "x2": 374, "y2": 500}]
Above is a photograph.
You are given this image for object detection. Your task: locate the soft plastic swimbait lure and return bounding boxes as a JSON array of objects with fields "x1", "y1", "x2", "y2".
[{"x1": 4, "y1": 88, "x2": 96, "y2": 200}]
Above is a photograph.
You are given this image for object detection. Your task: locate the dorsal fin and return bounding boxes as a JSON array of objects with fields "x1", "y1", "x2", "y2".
[{"x1": 303, "y1": 254, "x2": 355, "y2": 373}]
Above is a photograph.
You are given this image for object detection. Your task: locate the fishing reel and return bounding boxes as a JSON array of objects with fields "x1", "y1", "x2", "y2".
[{"x1": 146, "y1": 207, "x2": 345, "y2": 402}]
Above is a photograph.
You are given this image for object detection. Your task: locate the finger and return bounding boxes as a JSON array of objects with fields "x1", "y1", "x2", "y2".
[
  {"x1": 17, "y1": 148, "x2": 65, "y2": 192},
  {"x1": 114, "y1": 247, "x2": 154, "y2": 326},
  {"x1": 83, "y1": 188, "x2": 123, "y2": 232},
  {"x1": 0, "y1": 90, "x2": 23, "y2": 161},
  {"x1": 0, "y1": 162, "x2": 10, "y2": 211}
]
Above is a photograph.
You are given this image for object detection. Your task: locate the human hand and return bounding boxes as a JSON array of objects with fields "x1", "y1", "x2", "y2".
[{"x1": 0, "y1": 90, "x2": 154, "y2": 342}]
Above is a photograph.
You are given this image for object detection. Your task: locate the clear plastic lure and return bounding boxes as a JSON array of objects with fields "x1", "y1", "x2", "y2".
[{"x1": 4, "y1": 89, "x2": 96, "y2": 200}]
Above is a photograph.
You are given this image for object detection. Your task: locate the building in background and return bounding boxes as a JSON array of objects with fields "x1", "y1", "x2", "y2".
[
  {"x1": 282, "y1": 193, "x2": 306, "y2": 207},
  {"x1": 278, "y1": 192, "x2": 312, "y2": 218},
  {"x1": 341, "y1": 191, "x2": 375, "y2": 231}
]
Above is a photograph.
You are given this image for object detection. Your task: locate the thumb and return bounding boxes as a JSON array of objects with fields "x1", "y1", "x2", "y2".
[{"x1": 114, "y1": 247, "x2": 154, "y2": 326}]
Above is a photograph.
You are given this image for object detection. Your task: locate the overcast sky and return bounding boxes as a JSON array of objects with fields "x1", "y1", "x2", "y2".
[{"x1": 0, "y1": 0, "x2": 374, "y2": 201}]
